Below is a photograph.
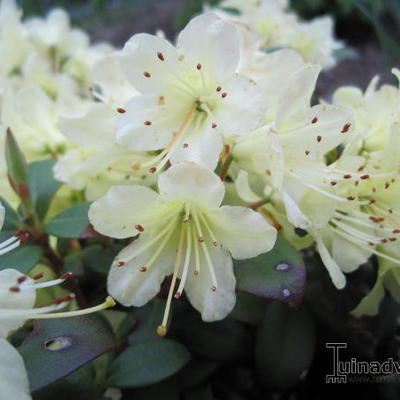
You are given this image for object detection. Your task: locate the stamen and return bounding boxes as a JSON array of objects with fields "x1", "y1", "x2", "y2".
[
  {"x1": 175, "y1": 218, "x2": 193, "y2": 297},
  {"x1": 157, "y1": 221, "x2": 187, "y2": 336},
  {"x1": 20, "y1": 272, "x2": 73, "y2": 290}
]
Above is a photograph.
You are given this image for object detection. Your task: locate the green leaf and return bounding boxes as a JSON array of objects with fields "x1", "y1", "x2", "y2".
[
  {"x1": 255, "y1": 303, "x2": 316, "y2": 389},
  {"x1": 229, "y1": 291, "x2": 266, "y2": 325},
  {"x1": 28, "y1": 159, "x2": 61, "y2": 220},
  {"x1": 5, "y1": 128, "x2": 29, "y2": 199},
  {"x1": 234, "y1": 235, "x2": 306, "y2": 306},
  {"x1": 82, "y1": 243, "x2": 121, "y2": 274},
  {"x1": 45, "y1": 202, "x2": 91, "y2": 238},
  {"x1": 0, "y1": 196, "x2": 19, "y2": 231},
  {"x1": 0, "y1": 243, "x2": 42, "y2": 273},
  {"x1": 108, "y1": 339, "x2": 191, "y2": 388},
  {"x1": 19, "y1": 316, "x2": 115, "y2": 392}
]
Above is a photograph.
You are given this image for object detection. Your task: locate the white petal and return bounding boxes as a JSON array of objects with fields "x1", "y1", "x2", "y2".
[
  {"x1": 281, "y1": 104, "x2": 354, "y2": 157},
  {"x1": 213, "y1": 74, "x2": 267, "y2": 137},
  {"x1": 169, "y1": 124, "x2": 223, "y2": 170},
  {"x1": 58, "y1": 103, "x2": 116, "y2": 150},
  {"x1": 107, "y1": 232, "x2": 177, "y2": 307},
  {"x1": 177, "y1": 13, "x2": 240, "y2": 81},
  {"x1": 282, "y1": 191, "x2": 310, "y2": 229},
  {"x1": 158, "y1": 162, "x2": 225, "y2": 209},
  {"x1": 0, "y1": 269, "x2": 36, "y2": 338},
  {"x1": 89, "y1": 185, "x2": 159, "y2": 239},
  {"x1": 185, "y1": 246, "x2": 236, "y2": 321},
  {"x1": 121, "y1": 33, "x2": 182, "y2": 94},
  {"x1": 234, "y1": 170, "x2": 260, "y2": 203},
  {"x1": 210, "y1": 205, "x2": 277, "y2": 259},
  {"x1": 116, "y1": 95, "x2": 181, "y2": 151},
  {"x1": 0, "y1": 339, "x2": 31, "y2": 400},
  {"x1": 276, "y1": 64, "x2": 321, "y2": 126},
  {"x1": 315, "y1": 237, "x2": 346, "y2": 289},
  {"x1": 332, "y1": 235, "x2": 371, "y2": 273}
]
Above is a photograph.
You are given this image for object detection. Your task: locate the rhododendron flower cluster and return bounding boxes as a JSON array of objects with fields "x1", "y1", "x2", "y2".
[{"x1": 0, "y1": 1, "x2": 399, "y2": 396}]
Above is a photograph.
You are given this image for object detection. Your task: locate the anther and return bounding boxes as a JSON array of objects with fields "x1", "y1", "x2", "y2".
[
  {"x1": 341, "y1": 123, "x2": 352, "y2": 133},
  {"x1": 317, "y1": 136, "x2": 322, "y2": 142},
  {"x1": 211, "y1": 285, "x2": 217, "y2": 292},
  {"x1": 139, "y1": 266, "x2": 147, "y2": 272},
  {"x1": 149, "y1": 167, "x2": 157, "y2": 173},
  {"x1": 197, "y1": 236, "x2": 204, "y2": 243},
  {"x1": 157, "y1": 52, "x2": 165, "y2": 61},
  {"x1": 116, "y1": 261, "x2": 125, "y2": 267},
  {"x1": 174, "y1": 292, "x2": 181, "y2": 299},
  {"x1": 9, "y1": 286, "x2": 20, "y2": 292},
  {"x1": 347, "y1": 196, "x2": 356, "y2": 201},
  {"x1": 330, "y1": 181, "x2": 337, "y2": 186},
  {"x1": 135, "y1": 224, "x2": 144, "y2": 232},
  {"x1": 212, "y1": 241, "x2": 217, "y2": 247},
  {"x1": 32, "y1": 272, "x2": 44, "y2": 280},
  {"x1": 143, "y1": 72, "x2": 151, "y2": 78},
  {"x1": 212, "y1": 123, "x2": 217, "y2": 129},
  {"x1": 196, "y1": 63, "x2": 202, "y2": 70},
  {"x1": 305, "y1": 150, "x2": 310, "y2": 156},
  {"x1": 389, "y1": 237, "x2": 397, "y2": 242},
  {"x1": 221, "y1": 92, "x2": 227, "y2": 98},
  {"x1": 117, "y1": 108, "x2": 126, "y2": 114},
  {"x1": 311, "y1": 117, "x2": 318, "y2": 124},
  {"x1": 360, "y1": 174, "x2": 370, "y2": 180},
  {"x1": 216, "y1": 86, "x2": 222, "y2": 92},
  {"x1": 17, "y1": 276, "x2": 27, "y2": 284},
  {"x1": 59, "y1": 272, "x2": 73, "y2": 280},
  {"x1": 156, "y1": 325, "x2": 167, "y2": 337},
  {"x1": 343, "y1": 174, "x2": 352, "y2": 179},
  {"x1": 393, "y1": 229, "x2": 400, "y2": 234},
  {"x1": 144, "y1": 121, "x2": 152, "y2": 126},
  {"x1": 182, "y1": 143, "x2": 189, "y2": 148},
  {"x1": 193, "y1": 270, "x2": 199, "y2": 276}
]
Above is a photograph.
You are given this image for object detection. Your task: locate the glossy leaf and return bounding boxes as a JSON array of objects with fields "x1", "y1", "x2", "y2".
[
  {"x1": 108, "y1": 339, "x2": 191, "y2": 388},
  {"x1": 235, "y1": 235, "x2": 306, "y2": 306},
  {"x1": 0, "y1": 243, "x2": 42, "y2": 273},
  {"x1": 19, "y1": 316, "x2": 115, "y2": 392},
  {"x1": 27, "y1": 159, "x2": 62, "y2": 220},
  {"x1": 255, "y1": 303, "x2": 316, "y2": 389},
  {"x1": 45, "y1": 202, "x2": 91, "y2": 238}
]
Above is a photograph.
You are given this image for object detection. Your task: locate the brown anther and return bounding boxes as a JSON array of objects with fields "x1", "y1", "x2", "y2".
[
  {"x1": 139, "y1": 266, "x2": 147, "y2": 272},
  {"x1": 360, "y1": 174, "x2": 370, "y2": 180},
  {"x1": 9, "y1": 286, "x2": 20, "y2": 292},
  {"x1": 174, "y1": 292, "x2": 181, "y2": 299},
  {"x1": 158, "y1": 96, "x2": 165, "y2": 105},
  {"x1": 15, "y1": 229, "x2": 30, "y2": 244},
  {"x1": 212, "y1": 123, "x2": 217, "y2": 129},
  {"x1": 17, "y1": 276, "x2": 27, "y2": 284},
  {"x1": 149, "y1": 167, "x2": 157, "y2": 173},
  {"x1": 389, "y1": 237, "x2": 397, "y2": 242},
  {"x1": 117, "y1": 108, "x2": 126, "y2": 114},
  {"x1": 317, "y1": 135, "x2": 322, "y2": 142},
  {"x1": 311, "y1": 117, "x2": 318, "y2": 124},
  {"x1": 357, "y1": 166, "x2": 365, "y2": 172},
  {"x1": 305, "y1": 150, "x2": 310, "y2": 156},
  {"x1": 197, "y1": 236, "x2": 205, "y2": 243},
  {"x1": 193, "y1": 270, "x2": 199, "y2": 276},
  {"x1": 212, "y1": 241, "x2": 217, "y2": 247},
  {"x1": 347, "y1": 196, "x2": 356, "y2": 201},
  {"x1": 221, "y1": 92, "x2": 227, "y2": 98},
  {"x1": 144, "y1": 120, "x2": 152, "y2": 126},
  {"x1": 355, "y1": 181, "x2": 359, "y2": 186},
  {"x1": 216, "y1": 86, "x2": 222, "y2": 92},
  {"x1": 32, "y1": 272, "x2": 44, "y2": 280},
  {"x1": 182, "y1": 143, "x2": 189, "y2": 148},
  {"x1": 369, "y1": 216, "x2": 384, "y2": 223},
  {"x1": 368, "y1": 242, "x2": 374, "y2": 246},
  {"x1": 116, "y1": 261, "x2": 125, "y2": 267},
  {"x1": 368, "y1": 199, "x2": 376, "y2": 204},
  {"x1": 388, "y1": 208, "x2": 394, "y2": 214},
  {"x1": 135, "y1": 224, "x2": 144, "y2": 232},
  {"x1": 341, "y1": 123, "x2": 352, "y2": 133},
  {"x1": 381, "y1": 239, "x2": 388, "y2": 244},
  {"x1": 393, "y1": 229, "x2": 400, "y2": 234},
  {"x1": 343, "y1": 174, "x2": 352, "y2": 179},
  {"x1": 143, "y1": 72, "x2": 151, "y2": 78},
  {"x1": 372, "y1": 187, "x2": 377, "y2": 193},
  {"x1": 59, "y1": 272, "x2": 73, "y2": 280},
  {"x1": 196, "y1": 63, "x2": 202, "y2": 70},
  {"x1": 211, "y1": 285, "x2": 217, "y2": 292},
  {"x1": 330, "y1": 181, "x2": 337, "y2": 186},
  {"x1": 385, "y1": 182, "x2": 390, "y2": 189},
  {"x1": 157, "y1": 52, "x2": 165, "y2": 61}
]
